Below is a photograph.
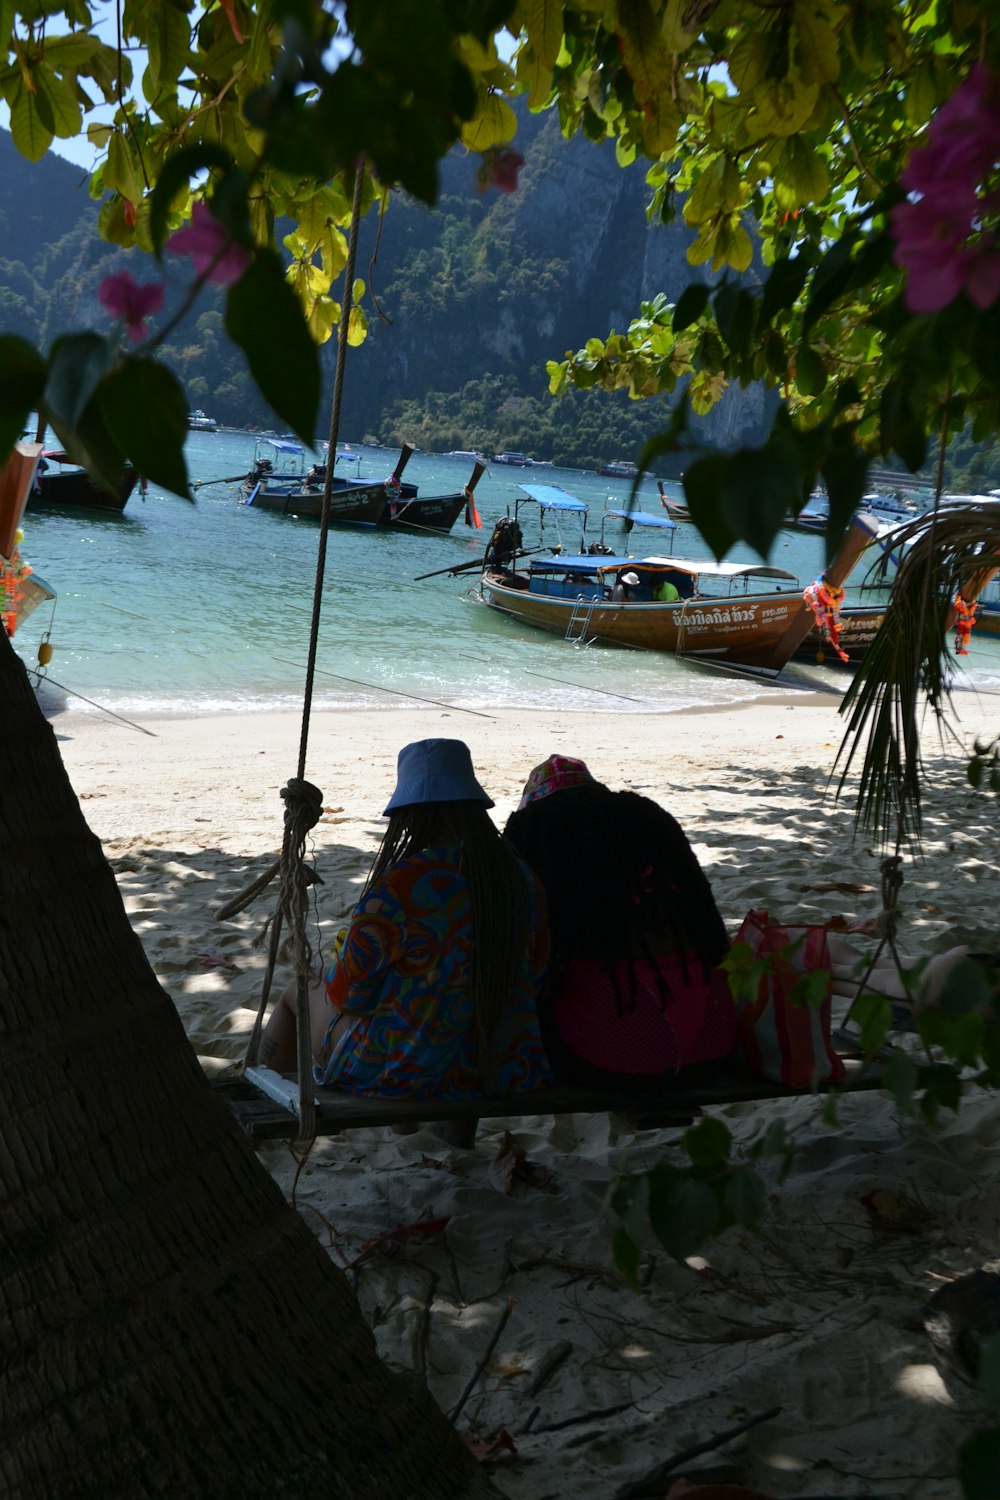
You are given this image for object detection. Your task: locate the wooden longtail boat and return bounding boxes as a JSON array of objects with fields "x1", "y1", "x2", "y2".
[
  {"x1": 28, "y1": 450, "x2": 140, "y2": 514},
  {"x1": 478, "y1": 485, "x2": 881, "y2": 673},
  {"x1": 1, "y1": 440, "x2": 42, "y2": 557},
  {"x1": 380, "y1": 460, "x2": 486, "y2": 536},
  {"x1": 245, "y1": 443, "x2": 417, "y2": 526}
]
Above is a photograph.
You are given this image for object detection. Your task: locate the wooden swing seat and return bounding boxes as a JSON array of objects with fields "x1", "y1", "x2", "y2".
[{"x1": 212, "y1": 1031, "x2": 886, "y2": 1143}]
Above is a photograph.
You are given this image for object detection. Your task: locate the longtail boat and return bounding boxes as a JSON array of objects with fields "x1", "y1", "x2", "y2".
[
  {"x1": 379, "y1": 459, "x2": 487, "y2": 536},
  {"x1": 477, "y1": 484, "x2": 881, "y2": 673},
  {"x1": 28, "y1": 450, "x2": 140, "y2": 514}
]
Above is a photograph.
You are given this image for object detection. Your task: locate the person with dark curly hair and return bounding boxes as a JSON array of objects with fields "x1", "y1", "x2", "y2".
[{"x1": 503, "y1": 755, "x2": 737, "y2": 1089}]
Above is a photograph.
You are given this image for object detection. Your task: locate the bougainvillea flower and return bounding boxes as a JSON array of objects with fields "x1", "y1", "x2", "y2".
[
  {"x1": 476, "y1": 147, "x2": 525, "y2": 194},
  {"x1": 168, "y1": 202, "x2": 251, "y2": 285},
  {"x1": 891, "y1": 64, "x2": 1000, "y2": 314},
  {"x1": 98, "y1": 271, "x2": 166, "y2": 340}
]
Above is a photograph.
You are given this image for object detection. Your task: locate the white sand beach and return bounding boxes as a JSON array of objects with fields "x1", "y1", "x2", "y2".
[{"x1": 54, "y1": 692, "x2": 1000, "y2": 1499}]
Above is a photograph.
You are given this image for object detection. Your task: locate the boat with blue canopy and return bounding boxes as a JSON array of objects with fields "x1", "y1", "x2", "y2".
[{"x1": 475, "y1": 483, "x2": 882, "y2": 671}]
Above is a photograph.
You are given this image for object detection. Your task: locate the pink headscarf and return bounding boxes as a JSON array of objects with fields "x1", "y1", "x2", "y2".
[{"x1": 518, "y1": 754, "x2": 595, "y2": 809}]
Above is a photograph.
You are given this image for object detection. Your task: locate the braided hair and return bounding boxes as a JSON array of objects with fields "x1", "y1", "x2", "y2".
[
  {"x1": 364, "y1": 801, "x2": 535, "y2": 1090},
  {"x1": 504, "y1": 782, "x2": 728, "y2": 1015}
]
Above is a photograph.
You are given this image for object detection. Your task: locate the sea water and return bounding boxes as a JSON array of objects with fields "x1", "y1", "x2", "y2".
[{"x1": 13, "y1": 430, "x2": 1000, "y2": 722}]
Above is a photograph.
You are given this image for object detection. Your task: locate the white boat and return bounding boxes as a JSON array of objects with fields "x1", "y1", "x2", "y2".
[
  {"x1": 188, "y1": 410, "x2": 218, "y2": 432},
  {"x1": 859, "y1": 491, "x2": 920, "y2": 520},
  {"x1": 494, "y1": 451, "x2": 532, "y2": 466}
]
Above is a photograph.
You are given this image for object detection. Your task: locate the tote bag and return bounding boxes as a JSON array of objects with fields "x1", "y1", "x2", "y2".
[{"x1": 731, "y1": 908, "x2": 845, "y2": 1089}]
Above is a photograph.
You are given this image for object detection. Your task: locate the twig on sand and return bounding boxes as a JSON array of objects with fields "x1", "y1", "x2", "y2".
[
  {"x1": 415, "y1": 1268, "x2": 439, "y2": 1385},
  {"x1": 449, "y1": 1298, "x2": 514, "y2": 1425},
  {"x1": 526, "y1": 1339, "x2": 573, "y2": 1399},
  {"x1": 529, "y1": 1398, "x2": 638, "y2": 1435},
  {"x1": 613, "y1": 1404, "x2": 782, "y2": 1499}
]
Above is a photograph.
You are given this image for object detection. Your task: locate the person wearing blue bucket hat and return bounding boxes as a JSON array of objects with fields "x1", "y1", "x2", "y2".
[{"x1": 261, "y1": 739, "x2": 551, "y2": 1104}]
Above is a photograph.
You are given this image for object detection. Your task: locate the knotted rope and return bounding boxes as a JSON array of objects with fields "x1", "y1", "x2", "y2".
[{"x1": 232, "y1": 166, "x2": 368, "y2": 1144}]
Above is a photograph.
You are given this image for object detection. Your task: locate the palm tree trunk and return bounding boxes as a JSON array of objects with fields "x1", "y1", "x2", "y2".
[{"x1": 0, "y1": 632, "x2": 496, "y2": 1499}]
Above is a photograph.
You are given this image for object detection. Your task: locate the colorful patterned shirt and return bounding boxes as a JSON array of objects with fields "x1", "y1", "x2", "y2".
[{"x1": 315, "y1": 844, "x2": 552, "y2": 1099}]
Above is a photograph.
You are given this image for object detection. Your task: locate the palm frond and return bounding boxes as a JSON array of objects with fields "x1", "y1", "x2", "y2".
[{"x1": 835, "y1": 503, "x2": 1000, "y2": 851}]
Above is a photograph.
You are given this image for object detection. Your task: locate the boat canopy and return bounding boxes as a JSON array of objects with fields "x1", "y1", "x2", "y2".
[
  {"x1": 261, "y1": 438, "x2": 305, "y2": 456},
  {"x1": 602, "y1": 508, "x2": 676, "y2": 532},
  {"x1": 517, "y1": 484, "x2": 588, "y2": 512},
  {"x1": 527, "y1": 554, "x2": 799, "y2": 582}
]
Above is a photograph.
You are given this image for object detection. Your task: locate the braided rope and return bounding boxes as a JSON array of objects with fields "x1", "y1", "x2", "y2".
[{"x1": 238, "y1": 167, "x2": 368, "y2": 1143}]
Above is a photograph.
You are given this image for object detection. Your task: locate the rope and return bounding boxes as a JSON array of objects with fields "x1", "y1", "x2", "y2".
[{"x1": 238, "y1": 165, "x2": 367, "y2": 1143}]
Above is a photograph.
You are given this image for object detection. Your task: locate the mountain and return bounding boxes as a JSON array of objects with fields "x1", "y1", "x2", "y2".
[{"x1": 0, "y1": 118, "x2": 774, "y2": 467}]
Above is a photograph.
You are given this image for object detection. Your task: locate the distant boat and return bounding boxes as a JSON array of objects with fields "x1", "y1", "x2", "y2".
[
  {"x1": 494, "y1": 451, "x2": 532, "y2": 466},
  {"x1": 596, "y1": 460, "x2": 638, "y2": 479},
  {"x1": 188, "y1": 410, "x2": 218, "y2": 432},
  {"x1": 28, "y1": 451, "x2": 140, "y2": 515},
  {"x1": 859, "y1": 491, "x2": 920, "y2": 521}
]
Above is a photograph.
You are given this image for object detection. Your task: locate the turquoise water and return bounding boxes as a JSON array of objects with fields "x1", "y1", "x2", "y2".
[{"x1": 14, "y1": 430, "x2": 1000, "y2": 719}]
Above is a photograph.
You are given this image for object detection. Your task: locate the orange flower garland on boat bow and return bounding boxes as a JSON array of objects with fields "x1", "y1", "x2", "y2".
[
  {"x1": 803, "y1": 574, "x2": 850, "y2": 663},
  {"x1": 953, "y1": 594, "x2": 977, "y2": 655}
]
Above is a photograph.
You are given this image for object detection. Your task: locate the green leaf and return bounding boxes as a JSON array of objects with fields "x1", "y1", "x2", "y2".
[
  {"x1": 612, "y1": 1226, "x2": 641, "y2": 1287},
  {"x1": 672, "y1": 281, "x2": 710, "y2": 333},
  {"x1": 647, "y1": 1173, "x2": 721, "y2": 1261},
  {"x1": 758, "y1": 255, "x2": 810, "y2": 330},
  {"x1": 723, "y1": 1169, "x2": 767, "y2": 1228},
  {"x1": 99, "y1": 359, "x2": 191, "y2": 499},
  {"x1": 0, "y1": 336, "x2": 46, "y2": 462},
  {"x1": 683, "y1": 453, "x2": 738, "y2": 559},
  {"x1": 144, "y1": 0, "x2": 191, "y2": 99},
  {"x1": 9, "y1": 77, "x2": 54, "y2": 162},
  {"x1": 225, "y1": 249, "x2": 320, "y2": 446},
  {"x1": 105, "y1": 129, "x2": 142, "y2": 204},
  {"x1": 795, "y1": 343, "x2": 827, "y2": 397},
  {"x1": 881, "y1": 1049, "x2": 918, "y2": 1115},
  {"x1": 34, "y1": 67, "x2": 82, "y2": 140},
  {"x1": 682, "y1": 1116, "x2": 731, "y2": 1168},
  {"x1": 149, "y1": 142, "x2": 235, "y2": 253},
  {"x1": 958, "y1": 1427, "x2": 1000, "y2": 1500},
  {"x1": 804, "y1": 232, "x2": 858, "y2": 331},
  {"x1": 44, "y1": 333, "x2": 116, "y2": 433},
  {"x1": 848, "y1": 991, "x2": 892, "y2": 1053},
  {"x1": 773, "y1": 136, "x2": 829, "y2": 210},
  {"x1": 789, "y1": 967, "x2": 830, "y2": 1011}
]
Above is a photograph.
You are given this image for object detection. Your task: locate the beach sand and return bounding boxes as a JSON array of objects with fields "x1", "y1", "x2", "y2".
[{"x1": 54, "y1": 694, "x2": 1000, "y2": 1499}]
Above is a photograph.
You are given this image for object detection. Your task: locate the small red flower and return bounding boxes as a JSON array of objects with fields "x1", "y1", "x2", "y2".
[{"x1": 476, "y1": 147, "x2": 525, "y2": 194}]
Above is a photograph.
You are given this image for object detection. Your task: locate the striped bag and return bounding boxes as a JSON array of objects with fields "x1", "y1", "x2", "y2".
[{"x1": 731, "y1": 908, "x2": 845, "y2": 1089}]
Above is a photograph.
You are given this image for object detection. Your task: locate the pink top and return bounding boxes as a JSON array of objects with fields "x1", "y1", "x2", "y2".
[{"x1": 550, "y1": 953, "x2": 737, "y2": 1075}]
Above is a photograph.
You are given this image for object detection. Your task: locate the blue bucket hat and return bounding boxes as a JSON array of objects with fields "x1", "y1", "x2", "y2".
[{"x1": 383, "y1": 738, "x2": 494, "y2": 814}]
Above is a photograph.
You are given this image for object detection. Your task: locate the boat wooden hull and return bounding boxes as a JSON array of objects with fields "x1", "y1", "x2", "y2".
[
  {"x1": 798, "y1": 605, "x2": 887, "y2": 665},
  {"x1": 379, "y1": 491, "x2": 467, "y2": 534},
  {"x1": 1, "y1": 442, "x2": 43, "y2": 556},
  {"x1": 976, "y1": 601, "x2": 1000, "y2": 637},
  {"x1": 481, "y1": 569, "x2": 810, "y2": 669},
  {"x1": 247, "y1": 481, "x2": 387, "y2": 525},
  {"x1": 28, "y1": 464, "x2": 139, "y2": 514}
]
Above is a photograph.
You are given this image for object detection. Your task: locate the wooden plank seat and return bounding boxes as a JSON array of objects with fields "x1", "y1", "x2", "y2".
[{"x1": 211, "y1": 1032, "x2": 884, "y2": 1143}]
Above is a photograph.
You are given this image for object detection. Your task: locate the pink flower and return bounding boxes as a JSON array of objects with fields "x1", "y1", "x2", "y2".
[
  {"x1": 475, "y1": 147, "x2": 525, "y2": 194},
  {"x1": 168, "y1": 201, "x2": 251, "y2": 286},
  {"x1": 98, "y1": 271, "x2": 165, "y2": 340},
  {"x1": 891, "y1": 64, "x2": 1000, "y2": 314}
]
